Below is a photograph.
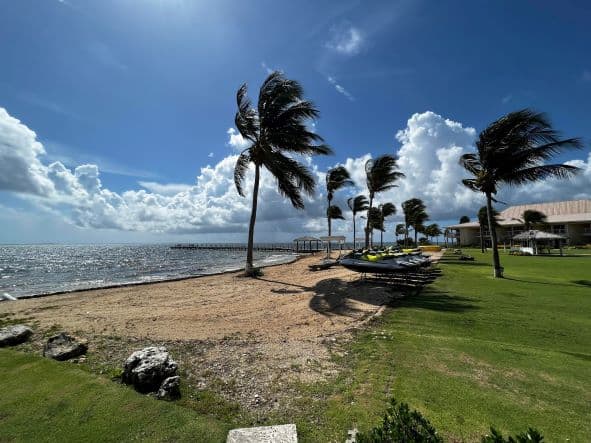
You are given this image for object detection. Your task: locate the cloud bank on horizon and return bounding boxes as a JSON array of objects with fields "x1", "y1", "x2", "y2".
[{"x1": 1, "y1": 106, "x2": 590, "y2": 237}]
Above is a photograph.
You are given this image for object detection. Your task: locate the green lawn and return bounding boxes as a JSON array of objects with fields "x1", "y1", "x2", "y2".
[
  {"x1": 2, "y1": 251, "x2": 590, "y2": 442},
  {"x1": 288, "y1": 250, "x2": 591, "y2": 441},
  {"x1": 0, "y1": 349, "x2": 230, "y2": 442}
]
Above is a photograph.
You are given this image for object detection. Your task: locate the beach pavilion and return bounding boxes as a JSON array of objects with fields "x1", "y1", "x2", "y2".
[
  {"x1": 512, "y1": 230, "x2": 567, "y2": 255},
  {"x1": 292, "y1": 236, "x2": 323, "y2": 253}
]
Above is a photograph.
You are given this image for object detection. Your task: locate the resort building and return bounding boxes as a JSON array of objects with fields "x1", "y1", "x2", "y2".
[{"x1": 447, "y1": 199, "x2": 591, "y2": 247}]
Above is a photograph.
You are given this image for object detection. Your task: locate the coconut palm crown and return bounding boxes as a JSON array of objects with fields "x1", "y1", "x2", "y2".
[
  {"x1": 460, "y1": 108, "x2": 582, "y2": 277},
  {"x1": 364, "y1": 155, "x2": 405, "y2": 248},
  {"x1": 234, "y1": 71, "x2": 333, "y2": 275},
  {"x1": 347, "y1": 195, "x2": 369, "y2": 250}
]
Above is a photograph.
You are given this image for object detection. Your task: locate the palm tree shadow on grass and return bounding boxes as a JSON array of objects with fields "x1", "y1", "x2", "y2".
[
  {"x1": 438, "y1": 259, "x2": 490, "y2": 267},
  {"x1": 389, "y1": 290, "x2": 479, "y2": 313},
  {"x1": 572, "y1": 280, "x2": 591, "y2": 288}
]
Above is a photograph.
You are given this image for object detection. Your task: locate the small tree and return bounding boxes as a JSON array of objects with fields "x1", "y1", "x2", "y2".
[
  {"x1": 326, "y1": 166, "x2": 354, "y2": 253},
  {"x1": 459, "y1": 215, "x2": 470, "y2": 224}
]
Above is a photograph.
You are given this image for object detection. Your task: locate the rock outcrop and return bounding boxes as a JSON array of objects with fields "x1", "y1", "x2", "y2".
[
  {"x1": 43, "y1": 332, "x2": 88, "y2": 361},
  {"x1": 122, "y1": 347, "x2": 179, "y2": 394},
  {"x1": 0, "y1": 325, "x2": 33, "y2": 347}
]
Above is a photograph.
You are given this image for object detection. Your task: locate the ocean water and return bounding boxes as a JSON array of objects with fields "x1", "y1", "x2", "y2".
[{"x1": 0, "y1": 244, "x2": 298, "y2": 299}]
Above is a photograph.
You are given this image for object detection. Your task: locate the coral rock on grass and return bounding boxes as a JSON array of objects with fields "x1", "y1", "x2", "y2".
[
  {"x1": 122, "y1": 346, "x2": 178, "y2": 394},
  {"x1": 43, "y1": 332, "x2": 88, "y2": 361},
  {"x1": 0, "y1": 325, "x2": 33, "y2": 347},
  {"x1": 156, "y1": 375, "x2": 181, "y2": 400}
]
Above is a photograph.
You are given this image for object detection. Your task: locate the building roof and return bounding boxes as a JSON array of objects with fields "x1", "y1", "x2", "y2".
[
  {"x1": 513, "y1": 230, "x2": 566, "y2": 240},
  {"x1": 447, "y1": 199, "x2": 591, "y2": 229}
]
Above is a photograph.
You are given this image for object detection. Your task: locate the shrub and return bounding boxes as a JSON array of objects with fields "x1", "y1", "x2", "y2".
[
  {"x1": 356, "y1": 398, "x2": 443, "y2": 443},
  {"x1": 481, "y1": 427, "x2": 544, "y2": 443}
]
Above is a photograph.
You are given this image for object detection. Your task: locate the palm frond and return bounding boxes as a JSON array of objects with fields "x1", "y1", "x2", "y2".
[
  {"x1": 347, "y1": 195, "x2": 369, "y2": 213},
  {"x1": 235, "y1": 84, "x2": 258, "y2": 142},
  {"x1": 327, "y1": 205, "x2": 345, "y2": 220},
  {"x1": 234, "y1": 151, "x2": 251, "y2": 197},
  {"x1": 263, "y1": 152, "x2": 316, "y2": 209},
  {"x1": 326, "y1": 166, "x2": 354, "y2": 194},
  {"x1": 380, "y1": 202, "x2": 397, "y2": 218}
]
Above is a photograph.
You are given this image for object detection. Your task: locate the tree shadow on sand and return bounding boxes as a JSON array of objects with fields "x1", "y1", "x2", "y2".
[{"x1": 308, "y1": 278, "x2": 395, "y2": 318}]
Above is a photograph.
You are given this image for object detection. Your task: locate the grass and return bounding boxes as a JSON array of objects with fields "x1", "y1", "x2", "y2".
[
  {"x1": 285, "y1": 249, "x2": 591, "y2": 441},
  {"x1": 0, "y1": 349, "x2": 230, "y2": 442},
  {"x1": 2, "y1": 250, "x2": 590, "y2": 442}
]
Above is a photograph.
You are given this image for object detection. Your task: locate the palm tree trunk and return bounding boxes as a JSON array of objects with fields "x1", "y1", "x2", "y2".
[
  {"x1": 352, "y1": 214, "x2": 356, "y2": 251},
  {"x1": 414, "y1": 227, "x2": 418, "y2": 246},
  {"x1": 486, "y1": 192, "x2": 503, "y2": 278},
  {"x1": 365, "y1": 196, "x2": 373, "y2": 249},
  {"x1": 480, "y1": 225, "x2": 484, "y2": 253},
  {"x1": 327, "y1": 196, "x2": 332, "y2": 255},
  {"x1": 404, "y1": 224, "x2": 409, "y2": 247},
  {"x1": 380, "y1": 230, "x2": 383, "y2": 248},
  {"x1": 245, "y1": 165, "x2": 260, "y2": 276}
]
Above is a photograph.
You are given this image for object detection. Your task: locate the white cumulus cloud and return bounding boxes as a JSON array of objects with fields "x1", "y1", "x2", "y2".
[{"x1": 226, "y1": 127, "x2": 251, "y2": 151}]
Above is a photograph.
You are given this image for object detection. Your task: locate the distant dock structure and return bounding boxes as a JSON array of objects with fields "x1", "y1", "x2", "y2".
[{"x1": 171, "y1": 237, "x2": 325, "y2": 253}]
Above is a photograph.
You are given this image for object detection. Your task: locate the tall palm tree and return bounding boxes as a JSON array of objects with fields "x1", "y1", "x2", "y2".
[
  {"x1": 377, "y1": 203, "x2": 396, "y2": 248},
  {"x1": 477, "y1": 206, "x2": 499, "y2": 253},
  {"x1": 364, "y1": 155, "x2": 405, "y2": 248},
  {"x1": 522, "y1": 210, "x2": 547, "y2": 230},
  {"x1": 460, "y1": 109, "x2": 582, "y2": 277},
  {"x1": 234, "y1": 71, "x2": 332, "y2": 275},
  {"x1": 326, "y1": 166, "x2": 354, "y2": 253},
  {"x1": 347, "y1": 195, "x2": 369, "y2": 250},
  {"x1": 402, "y1": 198, "x2": 429, "y2": 246},
  {"x1": 459, "y1": 215, "x2": 470, "y2": 224}
]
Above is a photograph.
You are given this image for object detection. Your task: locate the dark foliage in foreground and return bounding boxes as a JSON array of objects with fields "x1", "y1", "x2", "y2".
[
  {"x1": 356, "y1": 398, "x2": 442, "y2": 443},
  {"x1": 357, "y1": 398, "x2": 544, "y2": 443}
]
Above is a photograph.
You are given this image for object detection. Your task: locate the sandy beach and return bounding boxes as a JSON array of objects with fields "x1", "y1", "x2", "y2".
[
  {"x1": 0, "y1": 254, "x2": 395, "y2": 341},
  {"x1": 1, "y1": 253, "x2": 417, "y2": 411}
]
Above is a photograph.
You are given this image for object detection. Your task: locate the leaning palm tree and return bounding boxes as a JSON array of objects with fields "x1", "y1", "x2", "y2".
[
  {"x1": 364, "y1": 155, "x2": 405, "y2": 248},
  {"x1": 377, "y1": 202, "x2": 396, "y2": 248},
  {"x1": 522, "y1": 209, "x2": 547, "y2": 230},
  {"x1": 424, "y1": 223, "x2": 442, "y2": 244},
  {"x1": 460, "y1": 109, "x2": 582, "y2": 277},
  {"x1": 326, "y1": 166, "x2": 354, "y2": 253},
  {"x1": 234, "y1": 71, "x2": 332, "y2": 275},
  {"x1": 347, "y1": 195, "x2": 369, "y2": 250}
]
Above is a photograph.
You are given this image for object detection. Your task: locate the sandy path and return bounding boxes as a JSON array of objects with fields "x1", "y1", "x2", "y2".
[{"x1": 0, "y1": 254, "x2": 393, "y2": 342}]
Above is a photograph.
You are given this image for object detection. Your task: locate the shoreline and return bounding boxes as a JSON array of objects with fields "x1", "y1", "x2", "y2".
[{"x1": 2, "y1": 254, "x2": 303, "y2": 302}]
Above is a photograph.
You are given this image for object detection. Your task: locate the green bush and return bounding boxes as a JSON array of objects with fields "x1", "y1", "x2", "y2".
[
  {"x1": 481, "y1": 427, "x2": 544, "y2": 442},
  {"x1": 357, "y1": 398, "x2": 443, "y2": 443}
]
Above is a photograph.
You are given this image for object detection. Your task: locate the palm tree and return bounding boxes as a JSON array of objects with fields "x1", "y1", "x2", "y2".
[
  {"x1": 234, "y1": 71, "x2": 332, "y2": 275},
  {"x1": 477, "y1": 206, "x2": 499, "y2": 253},
  {"x1": 347, "y1": 195, "x2": 369, "y2": 250},
  {"x1": 326, "y1": 166, "x2": 354, "y2": 253},
  {"x1": 364, "y1": 155, "x2": 405, "y2": 248},
  {"x1": 459, "y1": 215, "x2": 470, "y2": 224},
  {"x1": 522, "y1": 209, "x2": 547, "y2": 230},
  {"x1": 376, "y1": 202, "x2": 396, "y2": 248},
  {"x1": 460, "y1": 109, "x2": 582, "y2": 277},
  {"x1": 424, "y1": 223, "x2": 442, "y2": 244},
  {"x1": 395, "y1": 223, "x2": 407, "y2": 244},
  {"x1": 402, "y1": 198, "x2": 429, "y2": 246}
]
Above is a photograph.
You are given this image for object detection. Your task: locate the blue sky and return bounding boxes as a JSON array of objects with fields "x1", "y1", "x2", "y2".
[{"x1": 1, "y1": 0, "x2": 590, "y2": 243}]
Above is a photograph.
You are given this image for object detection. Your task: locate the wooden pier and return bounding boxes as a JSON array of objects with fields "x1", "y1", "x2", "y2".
[{"x1": 170, "y1": 243, "x2": 295, "y2": 252}]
